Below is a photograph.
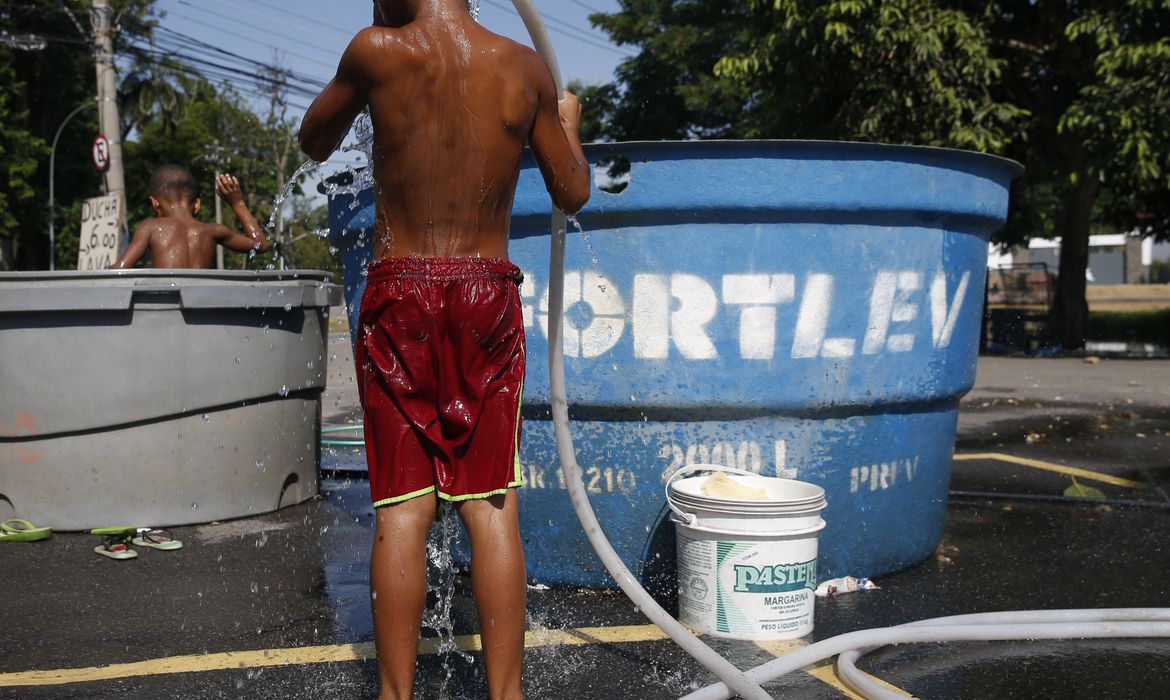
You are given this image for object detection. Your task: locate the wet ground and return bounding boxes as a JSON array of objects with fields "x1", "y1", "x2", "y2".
[{"x1": 2, "y1": 333, "x2": 1168, "y2": 699}]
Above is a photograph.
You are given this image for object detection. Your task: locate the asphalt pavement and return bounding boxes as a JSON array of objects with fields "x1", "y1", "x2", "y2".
[{"x1": 2, "y1": 326, "x2": 1168, "y2": 699}]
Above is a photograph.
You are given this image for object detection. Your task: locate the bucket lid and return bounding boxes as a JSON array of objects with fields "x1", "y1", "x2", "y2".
[
  {"x1": 669, "y1": 473, "x2": 825, "y2": 507},
  {"x1": 671, "y1": 513, "x2": 827, "y2": 538},
  {"x1": 668, "y1": 496, "x2": 827, "y2": 516}
]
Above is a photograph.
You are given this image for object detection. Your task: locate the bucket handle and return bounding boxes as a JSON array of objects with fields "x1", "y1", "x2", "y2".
[{"x1": 664, "y1": 464, "x2": 768, "y2": 528}]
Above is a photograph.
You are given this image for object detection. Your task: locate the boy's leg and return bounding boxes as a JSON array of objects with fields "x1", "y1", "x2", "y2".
[
  {"x1": 371, "y1": 490, "x2": 438, "y2": 700},
  {"x1": 455, "y1": 491, "x2": 526, "y2": 700}
]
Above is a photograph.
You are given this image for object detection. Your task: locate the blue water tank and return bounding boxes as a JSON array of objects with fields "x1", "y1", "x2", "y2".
[{"x1": 327, "y1": 141, "x2": 1021, "y2": 587}]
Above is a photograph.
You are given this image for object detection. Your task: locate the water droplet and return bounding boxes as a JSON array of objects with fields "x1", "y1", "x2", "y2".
[
  {"x1": 202, "y1": 414, "x2": 210, "y2": 423},
  {"x1": 234, "y1": 357, "x2": 241, "y2": 364},
  {"x1": 191, "y1": 503, "x2": 198, "y2": 510},
  {"x1": 278, "y1": 385, "x2": 289, "y2": 397}
]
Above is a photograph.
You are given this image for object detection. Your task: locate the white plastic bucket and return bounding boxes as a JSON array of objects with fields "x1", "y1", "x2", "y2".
[{"x1": 668, "y1": 464, "x2": 827, "y2": 641}]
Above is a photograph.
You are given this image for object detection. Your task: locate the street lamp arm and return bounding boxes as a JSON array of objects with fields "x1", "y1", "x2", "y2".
[{"x1": 48, "y1": 100, "x2": 97, "y2": 271}]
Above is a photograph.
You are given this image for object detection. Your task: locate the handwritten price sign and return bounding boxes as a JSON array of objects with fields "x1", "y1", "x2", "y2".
[{"x1": 77, "y1": 193, "x2": 124, "y2": 270}]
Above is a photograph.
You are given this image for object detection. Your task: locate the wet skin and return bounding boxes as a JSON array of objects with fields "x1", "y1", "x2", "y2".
[
  {"x1": 299, "y1": 0, "x2": 590, "y2": 260},
  {"x1": 299, "y1": 1, "x2": 590, "y2": 698},
  {"x1": 111, "y1": 175, "x2": 270, "y2": 269}
]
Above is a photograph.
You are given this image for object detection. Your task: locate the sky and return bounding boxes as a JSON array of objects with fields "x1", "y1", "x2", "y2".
[{"x1": 148, "y1": 0, "x2": 632, "y2": 202}]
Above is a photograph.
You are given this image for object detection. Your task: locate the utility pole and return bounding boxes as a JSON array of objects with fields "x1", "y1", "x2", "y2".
[
  {"x1": 203, "y1": 141, "x2": 227, "y2": 270},
  {"x1": 91, "y1": 0, "x2": 125, "y2": 199}
]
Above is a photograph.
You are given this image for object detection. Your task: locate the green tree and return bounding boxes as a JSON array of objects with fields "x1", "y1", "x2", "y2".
[
  {"x1": 982, "y1": 0, "x2": 1170, "y2": 348},
  {"x1": 123, "y1": 77, "x2": 313, "y2": 272},
  {"x1": 586, "y1": 0, "x2": 1170, "y2": 349},
  {"x1": 0, "y1": 44, "x2": 46, "y2": 270},
  {"x1": 1, "y1": 0, "x2": 159, "y2": 270}
]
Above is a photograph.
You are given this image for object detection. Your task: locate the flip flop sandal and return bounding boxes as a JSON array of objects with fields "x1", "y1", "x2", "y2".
[
  {"x1": 94, "y1": 534, "x2": 137, "y2": 560},
  {"x1": 90, "y1": 526, "x2": 136, "y2": 536},
  {"x1": 132, "y1": 528, "x2": 183, "y2": 551},
  {"x1": 0, "y1": 519, "x2": 52, "y2": 542}
]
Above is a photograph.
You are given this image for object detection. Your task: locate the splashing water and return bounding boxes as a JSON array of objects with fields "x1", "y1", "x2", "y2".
[
  {"x1": 267, "y1": 159, "x2": 322, "y2": 231},
  {"x1": 565, "y1": 215, "x2": 599, "y2": 265},
  {"x1": 422, "y1": 509, "x2": 475, "y2": 697},
  {"x1": 467, "y1": 0, "x2": 480, "y2": 22},
  {"x1": 315, "y1": 112, "x2": 376, "y2": 203}
]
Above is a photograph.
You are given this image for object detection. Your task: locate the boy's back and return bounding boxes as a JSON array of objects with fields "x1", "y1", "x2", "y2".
[
  {"x1": 299, "y1": 6, "x2": 589, "y2": 261},
  {"x1": 130, "y1": 216, "x2": 223, "y2": 269},
  {"x1": 112, "y1": 171, "x2": 269, "y2": 270}
]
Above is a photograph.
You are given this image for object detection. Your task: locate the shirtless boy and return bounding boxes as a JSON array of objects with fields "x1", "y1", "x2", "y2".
[
  {"x1": 299, "y1": 0, "x2": 589, "y2": 697},
  {"x1": 111, "y1": 165, "x2": 270, "y2": 269}
]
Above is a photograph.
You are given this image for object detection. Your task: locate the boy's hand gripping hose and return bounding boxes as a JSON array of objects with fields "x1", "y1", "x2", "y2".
[{"x1": 507, "y1": 2, "x2": 771, "y2": 699}]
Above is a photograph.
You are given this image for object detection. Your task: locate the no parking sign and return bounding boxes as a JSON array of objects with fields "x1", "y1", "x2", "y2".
[{"x1": 92, "y1": 134, "x2": 110, "y2": 172}]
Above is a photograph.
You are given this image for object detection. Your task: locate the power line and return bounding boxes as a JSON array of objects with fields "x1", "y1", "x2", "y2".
[
  {"x1": 160, "y1": 9, "x2": 341, "y2": 70},
  {"x1": 567, "y1": 0, "x2": 606, "y2": 13},
  {"x1": 128, "y1": 42, "x2": 323, "y2": 99},
  {"x1": 205, "y1": 0, "x2": 352, "y2": 44},
  {"x1": 1, "y1": 27, "x2": 89, "y2": 46},
  {"x1": 480, "y1": 0, "x2": 633, "y2": 57},
  {"x1": 482, "y1": 0, "x2": 619, "y2": 44},
  {"x1": 137, "y1": 34, "x2": 327, "y2": 90},
  {"x1": 151, "y1": 26, "x2": 330, "y2": 86},
  {"x1": 54, "y1": 0, "x2": 90, "y2": 43},
  {"x1": 173, "y1": 0, "x2": 344, "y2": 58},
  {"x1": 126, "y1": 41, "x2": 321, "y2": 98},
  {"x1": 124, "y1": 47, "x2": 313, "y2": 111},
  {"x1": 234, "y1": 0, "x2": 356, "y2": 37}
]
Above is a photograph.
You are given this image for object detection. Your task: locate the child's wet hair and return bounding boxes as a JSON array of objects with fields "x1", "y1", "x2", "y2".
[{"x1": 150, "y1": 164, "x2": 198, "y2": 202}]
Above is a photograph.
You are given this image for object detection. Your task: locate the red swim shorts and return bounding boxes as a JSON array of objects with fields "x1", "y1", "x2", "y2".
[{"x1": 356, "y1": 256, "x2": 526, "y2": 507}]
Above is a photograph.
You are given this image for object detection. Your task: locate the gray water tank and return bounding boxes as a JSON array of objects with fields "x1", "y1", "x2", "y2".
[{"x1": 0, "y1": 270, "x2": 341, "y2": 530}]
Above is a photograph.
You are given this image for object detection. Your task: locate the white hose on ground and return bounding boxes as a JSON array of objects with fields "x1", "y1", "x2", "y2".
[
  {"x1": 507, "y1": 2, "x2": 770, "y2": 699},
  {"x1": 683, "y1": 609, "x2": 1170, "y2": 700}
]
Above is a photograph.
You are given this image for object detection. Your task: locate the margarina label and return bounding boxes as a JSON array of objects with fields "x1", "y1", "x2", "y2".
[{"x1": 678, "y1": 534, "x2": 819, "y2": 640}]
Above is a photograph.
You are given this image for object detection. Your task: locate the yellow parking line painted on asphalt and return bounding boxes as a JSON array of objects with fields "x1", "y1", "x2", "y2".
[
  {"x1": 0, "y1": 643, "x2": 378, "y2": 688},
  {"x1": 805, "y1": 662, "x2": 916, "y2": 699},
  {"x1": 953, "y1": 452, "x2": 1144, "y2": 489},
  {"x1": 0, "y1": 624, "x2": 670, "y2": 688},
  {"x1": 754, "y1": 640, "x2": 914, "y2": 699}
]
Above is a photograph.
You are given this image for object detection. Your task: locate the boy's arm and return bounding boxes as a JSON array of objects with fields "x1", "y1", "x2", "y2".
[
  {"x1": 526, "y1": 54, "x2": 591, "y2": 215},
  {"x1": 299, "y1": 29, "x2": 376, "y2": 162},
  {"x1": 110, "y1": 222, "x2": 151, "y2": 269},
  {"x1": 213, "y1": 174, "x2": 271, "y2": 253}
]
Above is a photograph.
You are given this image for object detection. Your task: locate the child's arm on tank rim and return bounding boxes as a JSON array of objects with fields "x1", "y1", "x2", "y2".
[
  {"x1": 526, "y1": 51, "x2": 590, "y2": 215},
  {"x1": 299, "y1": 28, "x2": 378, "y2": 162},
  {"x1": 213, "y1": 174, "x2": 271, "y2": 253},
  {"x1": 110, "y1": 221, "x2": 152, "y2": 269}
]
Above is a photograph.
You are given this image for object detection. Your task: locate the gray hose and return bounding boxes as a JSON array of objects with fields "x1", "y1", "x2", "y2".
[
  {"x1": 508, "y1": 2, "x2": 770, "y2": 698},
  {"x1": 834, "y1": 609, "x2": 1170, "y2": 700},
  {"x1": 683, "y1": 609, "x2": 1170, "y2": 700}
]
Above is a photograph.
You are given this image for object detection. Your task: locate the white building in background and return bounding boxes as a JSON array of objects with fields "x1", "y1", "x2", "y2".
[{"x1": 988, "y1": 234, "x2": 1161, "y2": 284}]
